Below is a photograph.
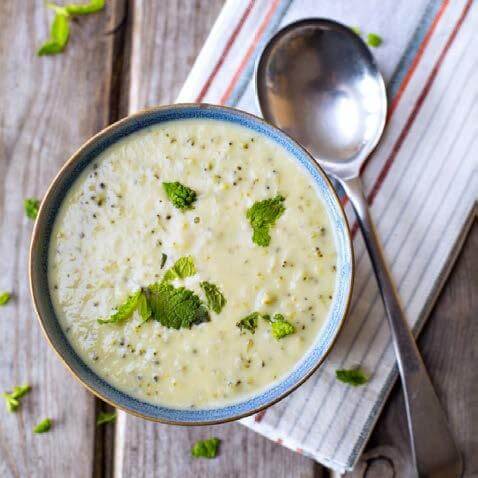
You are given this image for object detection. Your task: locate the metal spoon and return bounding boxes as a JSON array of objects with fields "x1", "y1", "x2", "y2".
[{"x1": 256, "y1": 19, "x2": 462, "y2": 477}]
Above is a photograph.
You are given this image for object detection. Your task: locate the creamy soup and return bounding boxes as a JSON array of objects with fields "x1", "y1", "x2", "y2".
[{"x1": 48, "y1": 119, "x2": 337, "y2": 408}]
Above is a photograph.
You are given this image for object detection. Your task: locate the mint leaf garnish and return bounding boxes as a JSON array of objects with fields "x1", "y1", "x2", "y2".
[
  {"x1": 336, "y1": 368, "x2": 369, "y2": 386},
  {"x1": 24, "y1": 198, "x2": 40, "y2": 220},
  {"x1": 97, "y1": 290, "x2": 141, "y2": 324},
  {"x1": 148, "y1": 282, "x2": 209, "y2": 329},
  {"x1": 270, "y1": 317, "x2": 295, "y2": 339},
  {"x1": 137, "y1": 291, "x2": 152, "y2": 322},
  {"x1": 200, "y1": 281, "x2": 226, "y2": 314},
  {"x1": 0, "y1": 292, "x2": 11, "y2": 306},
  {"x1": 264, "y1": 313, "x2": 296, "y2": 339},
  {"x1": 2, "y1": 384, "x2": 31, "y2": 412},
  {"x1": 163, "y1": 256, "x2": 196, "y2": 282},
  {"x1": 96, "y1": 410, "x2": 117, "y2": 426},
  {"x1": 163, "y1": 182, "x2": 197, "y2": 210},
  {"x1": 33, "y1": 418, "x2": 52, "y2": 433},
  {"x1": 98, "y1": 256, "x2": 203, "y2": 328},
  {"x1": 236, "y1": 312, "x2": 261, "y2": 334},
  {"x1": 191, "y1": 437, "x2": 220, "y2": 459},
  {"x1": 246, "y1": 195, "x2": 285, "y2": 246}
]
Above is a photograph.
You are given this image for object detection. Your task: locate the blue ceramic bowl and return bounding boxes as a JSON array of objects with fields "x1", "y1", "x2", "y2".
[{"x1": 30, "y1": 104, "x2": 354, "y2": 425}]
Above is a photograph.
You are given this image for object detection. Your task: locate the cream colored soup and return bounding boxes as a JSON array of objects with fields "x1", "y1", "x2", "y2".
[{"x1": 48, "y1": 119, "x2": 337, "y2": 408}]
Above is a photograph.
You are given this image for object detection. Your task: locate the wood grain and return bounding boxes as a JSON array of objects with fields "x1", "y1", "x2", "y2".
[
  {"x1": 0, "y1": 1, "x2": 123, "y2": 476},
  {"x1": 116, "y1": 416, "x2": 323, "y2": 478},
  {"x1": 345, "y1": 220, "x2": 478, "y2": 478},
  {"x1": 115, "y1": 1, "x2": 322, "y2": 476}
]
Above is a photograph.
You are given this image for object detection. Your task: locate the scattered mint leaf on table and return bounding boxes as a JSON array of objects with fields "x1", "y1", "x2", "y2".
[
  {"x1": 366, "y1": 33, "x2": 383, "y2": 47},
  {"x1": 96, "y1": 411, "x2": 117, "y2": 426},
  {"x1": 148, "y1": 282, "x2": 209, "y2": 329},
  {"x1": 247, "y1": 195, "x2": 285, "y2": 246},
  {"x1": 60, "y1": 0, "x2": 105, "y2": 16},
  {"x1": 200, "y1": 281, "x2": 226, "y2": 314},
  {"x1": 2, "y1": 384, "x2": 31, "y2": 412},
  {"x1": 34, "y1": 418, "x2": 52, "y2": 433},
  {"x1": 24, "y1": 198, "x2": 40, "y2": 219},
  {"x1": 163, "y1": 256, "x2": 196, "y2": 282},
  {"x1": 37, "y1": 11, "x2": 70, "y2": 56},
  {"x1": 350, "y1": 26, "x2": 361, "y2": 35},
  {"x1": 336, "y1": 368, "x2": 369, "y2": 386},
  {"x1": 97, "y1": 290, "x2": 141, "y2": 324},
  {"x1": 236, "y1": 312, "x2": 261, "y2": 334},
  {"x1": 191, "y1": 437, "x2": 221, "y2": 459},
  {"x1": 0, "y1": 292, "x2": 11, "y2": 306},
  {"x1": 38, "y1": 1, "x2": 105, "y2": 56},
  {"x1": 163, "y1": 182, "x2": 197, "y2": 210}
]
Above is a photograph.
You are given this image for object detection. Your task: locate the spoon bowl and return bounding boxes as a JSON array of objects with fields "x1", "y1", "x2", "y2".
[{"x1": 256, "y1": 19, "x2": 387, "y2": 179}]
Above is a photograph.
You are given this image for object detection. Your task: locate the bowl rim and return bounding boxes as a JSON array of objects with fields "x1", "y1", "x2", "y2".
[{"x1": 29, "y1": 102, "x2": 354, "y2": 425}]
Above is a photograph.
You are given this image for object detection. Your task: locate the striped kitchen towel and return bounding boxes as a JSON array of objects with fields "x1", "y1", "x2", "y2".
[{"x1": 177, "y1": 0, "x2": 478, "y2": 472}]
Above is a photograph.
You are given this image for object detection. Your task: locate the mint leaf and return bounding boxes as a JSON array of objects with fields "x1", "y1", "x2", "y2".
[
  {"x1": 350, "y1": 26, "x2": 361, "y2": 36},
  {"x1": 0, "y1": 292, "x2": 11, "y2": 306},
  {"x1": 98, "y1": 257, "x2": 199, "y2": 326},
  {"x1": 163, "y1": 182, "x2": 197, "y2": 210},
  {"x1": 336, "y1": 368, "x2": 369, "y2": 386},
  {"x1": 2, "y1": 395, "x2": 19, "y2": 412},
  {"x1": 2, "y1": 384, "x2": 31, "y2": 412},
  {"x1": 366, "y1": 33, "x2": 383, "y2": 47},
  {"x1": 236, "y1": 312, "x2": 261, "y2": 334},
  {"x1": 200, "y1": 282, "x2": 226, "y2": 314},
  {"x1": 37, "y1": 12, "x2": 70, "y2": 56},
  {"x1": 263, "y1": 313, "x2": 295, "y2": 339},
  {"x1": 148, "y1": 282, "x2": 209, "y2": 329},
  {"x1": 63, "y1": 0, "x2": 105, "y2": 15},
  {"x1": 191, "y1": 437, "x2": 220, "y2": 459},
  {"x1": 137, "y1": 291, "x2": 152, "y2": 322},
  {"x1": 33, "y1": 418, "x2": 52, "y2": 433},
  {"x1": 163, "y1": 256, "x2": 196, "y2": 282},
  {"x1": 98, "y1": 290, "x2": 141, "y2": 324},
  {"x1": 246, "y1": 195, "x2": 285, "y2": 246},
  {"x1": 24, "y1": 198, "x2": 40, "y2": 220},
  {"x1": 96, "y1": 410, "x2": 117, "y2": 426},
  {"x1": 270, "y1": 318, "x2": 295, "y2": 339}
]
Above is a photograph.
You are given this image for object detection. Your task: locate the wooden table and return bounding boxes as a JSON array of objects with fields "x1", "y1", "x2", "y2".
[{"x1": 0, "y1": 2, "x2": 475, "y2": 477}]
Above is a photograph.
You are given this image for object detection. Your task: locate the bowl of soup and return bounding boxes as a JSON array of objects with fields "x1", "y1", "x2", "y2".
[{"x1": 30, "y1": 104, "x2": 353, "y2": 424}]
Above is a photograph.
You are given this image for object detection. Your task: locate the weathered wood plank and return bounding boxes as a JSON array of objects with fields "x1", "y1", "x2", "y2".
[
  {"x1": 117, "y1": 417, "x2": 324, "y2": 478},
  {"x1": 345, "y1": 220, "x2": 478, "y2": 477},
  {"x1": 0, "y1": 1, "x2": 123, "y2": 476},
  {"x1": 115, "y1": 1, "x2": 322, "y2": 476}
]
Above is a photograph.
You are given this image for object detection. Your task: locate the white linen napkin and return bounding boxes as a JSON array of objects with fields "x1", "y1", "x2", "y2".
[{"x1": 177, "y1": 0, "x2": 478, "y2": 471}]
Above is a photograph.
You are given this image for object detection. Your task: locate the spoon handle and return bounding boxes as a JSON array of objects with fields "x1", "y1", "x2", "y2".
[{"x1": 340, "y1": 176, "x2": 462, "y2": 478}]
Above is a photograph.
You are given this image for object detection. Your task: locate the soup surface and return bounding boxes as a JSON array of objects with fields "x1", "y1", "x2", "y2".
[{"x1": 48, "y1": 119, "x2": 337, "y2": 408}]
